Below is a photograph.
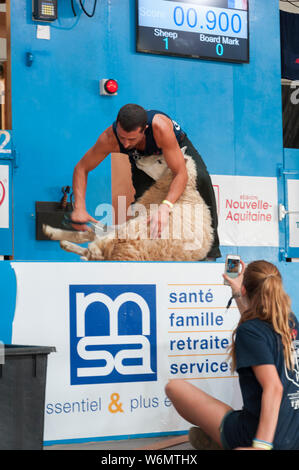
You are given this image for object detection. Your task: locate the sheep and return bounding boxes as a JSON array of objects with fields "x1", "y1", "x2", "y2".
[{"x1": 43, "y1": 148, "x2": 214, "y2": 261}]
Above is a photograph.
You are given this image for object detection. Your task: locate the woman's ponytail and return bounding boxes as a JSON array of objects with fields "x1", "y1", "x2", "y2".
[{"x1": 229, "y1": 261, "x2": 294, "y2": 371}]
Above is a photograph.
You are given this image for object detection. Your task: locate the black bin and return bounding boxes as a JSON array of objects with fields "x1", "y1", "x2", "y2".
[{"x1": 0, "y1": 344, "x2": 56, "y2": 450}]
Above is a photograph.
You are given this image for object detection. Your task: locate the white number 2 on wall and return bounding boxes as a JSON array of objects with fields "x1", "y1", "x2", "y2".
[{"x1": 0, "y1": 131, "x2": 11, "y2": 154}]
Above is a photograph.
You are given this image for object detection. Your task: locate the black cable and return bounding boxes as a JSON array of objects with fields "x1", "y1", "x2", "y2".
[
  {"x1": 79, "y1": 0, "x2": 98, "y2": 17},
  {"x1": 71, "y1": 0, "x2": 77, "y2": 17},
  {"x1": 226, "y1": 296, "x2": 234, "y2": 311},
  {"x1": 280, "y1": 0, "x2": 299, "y2": 9}
]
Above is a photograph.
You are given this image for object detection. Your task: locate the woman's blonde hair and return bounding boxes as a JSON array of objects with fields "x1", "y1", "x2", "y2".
[{"x1": 229, "y1": 260, "x2": 294, "y2": 371}]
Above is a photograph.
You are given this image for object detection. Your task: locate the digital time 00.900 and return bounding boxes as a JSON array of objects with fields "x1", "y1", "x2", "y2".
[{"x1": 136, "y1": 0, "x2": 249, "y2": 64}]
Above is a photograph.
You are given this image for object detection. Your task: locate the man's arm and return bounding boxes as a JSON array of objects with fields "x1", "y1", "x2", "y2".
[
  {"x1": 149, "y1": 115, "x2": 188, "y2": 238},
  {"x1": 153, "y1": 114, "x2": 188, "y2": 204},
  {"x1": 72, "y1": 127, "x2": 117, "y2": 229}
]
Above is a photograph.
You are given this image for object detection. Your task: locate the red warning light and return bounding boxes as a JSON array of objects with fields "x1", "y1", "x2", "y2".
[{"x1": 104, "y1": 79, "x2": 118, "y2": 94}]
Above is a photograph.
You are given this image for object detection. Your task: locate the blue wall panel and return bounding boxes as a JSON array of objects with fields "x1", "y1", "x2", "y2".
[
  {"x1": 2, "y1": 0, "x2": 298, "y2": 337},
  {"x1": 10, "y1": 1, "x2": 113, "y2": 261},
  {"x1": 9, "y1": 0, "x2": 283, "y2": 261}
]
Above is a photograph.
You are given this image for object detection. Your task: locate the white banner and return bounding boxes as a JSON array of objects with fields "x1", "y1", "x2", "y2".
[
  {"x1": 287, "y1": 179, "x2": 299, "y2": 247},
  {"x1": 211, "y1": 175, "x2": 279, "y2": 247},
  {"x1": 11, "y1": 262, "x2": 242, "y2": 443},
  {"x1": 0, "y1": 164, "x2": 9, "y2": 229}
]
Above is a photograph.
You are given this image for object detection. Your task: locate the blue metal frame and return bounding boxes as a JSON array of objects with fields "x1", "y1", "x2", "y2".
[
  {"x1": 277, "y1": 164, "x2": 299, "y2": 260},
  {"x1": 0, "y1": 131, "x2": 15, "y2": 257}
]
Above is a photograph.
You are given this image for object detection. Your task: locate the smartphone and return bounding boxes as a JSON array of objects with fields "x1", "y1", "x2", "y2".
[{"x1": 224, "y1": 254, "x2": 241, "y2": 285}]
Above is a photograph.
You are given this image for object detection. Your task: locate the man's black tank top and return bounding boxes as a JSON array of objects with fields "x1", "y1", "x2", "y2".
[
  {"x1": 113, "y1": 109, "x2": 220, "y2": 258},
  {"x1": 112, "y1": 110, "x2": 185, "y2": 160}
]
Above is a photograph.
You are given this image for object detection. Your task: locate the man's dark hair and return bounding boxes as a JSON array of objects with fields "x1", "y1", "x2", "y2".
[{"x1": 116, "y1": 104, "x2": 147, "y2": 132}]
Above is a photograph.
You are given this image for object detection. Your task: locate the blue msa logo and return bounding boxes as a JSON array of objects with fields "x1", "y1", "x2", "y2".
[{"x1": 69, "y1": 284, "x2": 157, "y2": 385}]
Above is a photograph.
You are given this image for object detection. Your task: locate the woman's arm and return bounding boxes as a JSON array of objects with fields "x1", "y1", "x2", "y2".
[
  {"x1": 235, "y1": 364, "x2": 283, "y2": 450},
  {"x1": 252, "y1": 364, "x2": 283, "y2": 444},
  {"x1": 223, "y1": 259, "x2": 248, "y2": 314}
]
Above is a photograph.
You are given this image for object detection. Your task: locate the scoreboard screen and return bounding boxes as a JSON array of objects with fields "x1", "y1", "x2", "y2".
[{"x1": 136, "y1": 0, "x2": 249, "y2": 64}]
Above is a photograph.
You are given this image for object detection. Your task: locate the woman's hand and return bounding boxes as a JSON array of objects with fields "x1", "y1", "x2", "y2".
[
  {"x1": 234, "y1": 447, "x2": 263, "y2": 450},
  {"x1": 222, "y1": 259, "x2": 246, "y2": 295}
]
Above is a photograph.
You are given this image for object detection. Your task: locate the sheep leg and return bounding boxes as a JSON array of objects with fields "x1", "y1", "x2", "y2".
[
  {"x1": 43, "y1": 224, "x2": 95, "y2": 243},
  {"x1": 60, "y1": 240, "x2": 89, "y2": 258}
]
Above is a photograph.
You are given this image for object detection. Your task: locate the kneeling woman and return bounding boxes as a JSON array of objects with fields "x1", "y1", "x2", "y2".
[{"x1": 165, "y1": 260, "x2": 299, "y2": 450}]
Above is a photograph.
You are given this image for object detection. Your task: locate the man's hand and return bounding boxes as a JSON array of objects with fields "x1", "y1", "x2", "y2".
[
  {"x1": 71, "y1": 208, "x2": 98, "y2": 232},
  {"x1": 148, "y1": 204, "x2": 171, "y2": 239}
]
